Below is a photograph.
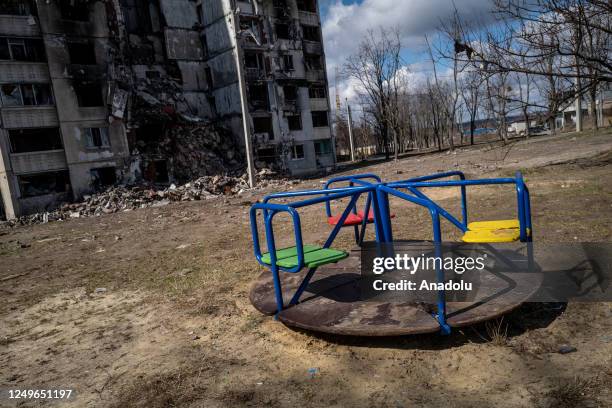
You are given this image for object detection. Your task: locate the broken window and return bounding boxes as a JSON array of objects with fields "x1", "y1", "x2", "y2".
[
  {"x1": 0, "y1": 0, "x2": 37, "y2": 16},
  {"x1": 200, "y1": 33, "x2": 209, "y2": 57},
  {"x1": 302, "y1": 25, "x2": 320, "y2": 42},
  {"x1": 244, "y1": 51, "x2": 265, "y2": 78},
  {"x1": 196, "y1": 4, "x2": 203, "y2": 25},
  {"x1": 275, "y1": 23, "x2": 290, "y2": 40},
  {"x1": 257, "y1": 147, "x2": 277, "y2": 165},
  {"x1": 20, "y1": 84, "x2": 36, "y2": 105},
  {"x1": 314, "y1": 139, "x2": 332, "y2": 155},
  {"x1": 273, "y1": 0, "x2": 290, "y2": 18},
  {"x1": 0, "y1": 84, "x2": 21, "y2": 106},
  {"x1": 0, "y1": 84, "x2": 54, "y2": 106},
  {"x1": 305, "y1": 54, "x2": 323, "y2": 70},
  {"x1": 311, "y1": 110, "x2": 329, "y2": 127},
  {"x1": 0, "y1": 38, "x2": 46, "y2": 62},
  {"x1": 309, "y1": 84, "x2": 326, "y2": 99},
  {"x1": 84, "y1": 128, "x2": 110, "y2": 148},
  {"x1": 253, "y1": 116, "x2": 273, "y2": 138},
  {"x1": 204, "y1": 67, "x2": 213, "y2": 89},
  {"x1": 282, "y1": 54, "x2": 294, "y2": 71},
  {"x1": 121, "y1": 0, "x2": 153, "y2": 33},
  {"x1": 244, "y1": 52, "x2": 260, "y2": 68},
  {"x1": 297, "y1": 0, "x2": 317, "y2": 12},
  {"x1": 59, "y1": 0, "x2": 90, "y2": 21},
  {"x1": 0, "y1": 38, "x2": 9, "y2": 60},
  {"x1": 207, "y1": 95, "x2": 217, "y2": 115},
  {"x1": 283, "y1": 85, "x2": 298, "y2": 102},
  {"x1": 287, "y1": 114, "x2": 302, "y2": 131},
  {"x1": 290, "y1": 144, "x2": 305, "y2": 160},
  {"x1": 248, "y1": 83, "x2": 268, "y2": 110},
  {"x1": 9, "y1": 128, "x2": 63, "y2": 153},
  {"x1": 18, "y1": 171, "x2": 70, "y2": 198},
  {"x1": 74, "y1": 82, "x2": 104, "y2": 107},
  {"x1": 241, "y1": 17, "x2": 263, "y2": 45},
  {"x1": 90, "y1": 167, "x2": 117, "y2": 190},
  {"x1": 33, "y1": 84, "x2": 54, "y2": 105},
  {"x1": 67, "y1": 41, "x2": 96, "y2": 65}
]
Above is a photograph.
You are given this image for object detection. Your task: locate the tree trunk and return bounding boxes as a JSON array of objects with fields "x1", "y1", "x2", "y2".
[
  {"x1": 470, "y1": 120, "x2": 475, "y2": 145},
  {"x1": 523, "y1": 107, "x2": 530, "y2": 138}
]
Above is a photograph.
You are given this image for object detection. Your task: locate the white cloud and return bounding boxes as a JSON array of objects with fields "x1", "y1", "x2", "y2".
[{"x1": 322, "y1": 0, "x2": 495, "y2": 110}]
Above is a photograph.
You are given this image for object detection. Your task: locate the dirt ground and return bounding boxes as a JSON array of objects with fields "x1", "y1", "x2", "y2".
[{"x1": 1, "y1": 129, "x2": 611, "y2": 408}]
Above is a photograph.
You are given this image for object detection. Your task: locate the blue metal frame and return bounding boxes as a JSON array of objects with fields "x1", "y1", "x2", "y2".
[
  {"x1": 251, "y1": 186, "x2": 372, "y2": 315},
  {"x1": 249, "y1": 170, "x2": 533, "y2": 334},
  {"x1": 323, "y1": 174, "x2": 382, "y2": 244}
]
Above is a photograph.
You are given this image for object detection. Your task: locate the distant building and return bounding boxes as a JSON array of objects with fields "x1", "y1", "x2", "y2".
[
  {"x1": 507, "y1": 118, "x2": 540, "y2": 135},
  {"x1": 556, "y1": 84, "x2": 612, "y2": 130},
  {"x1": 0, "y1": 0, "x2": 335, "y2": 219}
]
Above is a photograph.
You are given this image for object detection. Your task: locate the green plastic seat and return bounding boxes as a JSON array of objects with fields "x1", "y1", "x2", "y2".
[{"x1": 261, "y1": 244, "x2": 349, "y2": 269}]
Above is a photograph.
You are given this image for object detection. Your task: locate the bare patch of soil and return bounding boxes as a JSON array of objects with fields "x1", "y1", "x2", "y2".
[{"x1": 1, "y1": 129, "x2": 611, "y2": 407}]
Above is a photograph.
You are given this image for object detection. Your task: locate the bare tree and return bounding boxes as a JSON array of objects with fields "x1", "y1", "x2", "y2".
[
  {"x1": 343, "y1": 27, "x2": 403, "y2": 159},
  {"x1": 460, "y1": 69, "x2": 482, "y2": 145},
  {"x1": 514, "y1": 61, "x2": 535, "y2": 137}
]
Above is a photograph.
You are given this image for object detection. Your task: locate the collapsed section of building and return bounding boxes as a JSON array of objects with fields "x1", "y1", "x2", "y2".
[{"x1": 0, "y1": 0, "x2": 335, "y2": 219}]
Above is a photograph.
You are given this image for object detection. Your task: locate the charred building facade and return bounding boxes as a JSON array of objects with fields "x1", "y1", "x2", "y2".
[
  {"x1": 203, "y1": 0, "x2": 335, "y2": 175},
  {"x1": 0, "y1": 0, "x2": 334, "y2": 219}
]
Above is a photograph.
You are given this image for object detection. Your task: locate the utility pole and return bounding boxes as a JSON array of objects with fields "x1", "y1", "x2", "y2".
[
  {"x1": 346, "y1": 99, "x2": 355, "y2": 162},
  {"x1": 231, "y1": 5, "x2": 256, "y2": 188}
]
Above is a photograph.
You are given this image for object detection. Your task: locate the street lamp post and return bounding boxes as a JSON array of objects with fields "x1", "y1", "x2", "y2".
[{"x1": 231, "y1": 6, "x2": 256, "y2": 188}]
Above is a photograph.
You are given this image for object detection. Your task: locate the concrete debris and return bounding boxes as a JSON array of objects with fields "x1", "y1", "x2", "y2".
[
  {"x1": 557, "y1": 345, "x2": 577, "y2": 354},
  {"x1": 4, "y1": 170, "x2": 297, "y2": 227}
]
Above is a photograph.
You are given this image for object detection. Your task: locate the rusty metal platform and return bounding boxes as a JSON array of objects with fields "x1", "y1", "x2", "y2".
[{"x1": 250, "y1": 246, "x2": 543, "y2": 336}]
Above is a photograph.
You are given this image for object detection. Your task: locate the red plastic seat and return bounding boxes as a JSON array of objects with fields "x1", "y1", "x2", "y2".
[
  {"x1": 357, "y1": 210, "x2": 374, "y2": 222},
  {"x1": 327, "y1": 210, "x2": 395, "y2": 226},
  {"x1": 327, "y1": 212, "x2": 364, "y2": 226}
]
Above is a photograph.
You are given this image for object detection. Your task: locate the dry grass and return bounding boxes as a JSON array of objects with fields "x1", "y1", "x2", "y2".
[
  {"x1": 485, "y1": 318, "x2": 509, "y2": 346},
  {"x1": 541, "y1": 376, "x2": 600, "y2": 408}
]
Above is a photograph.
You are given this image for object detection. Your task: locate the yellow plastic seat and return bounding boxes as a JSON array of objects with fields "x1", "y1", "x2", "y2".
[
  {"x1": 461, "y1": 219, "x2": 525, "y2": 243},
  {"x1": 467, "y1": 220, "x2": 519, "y2": 231},
  {"x1": 462, "y1": 228, "x2": 520, "y2": 243}
]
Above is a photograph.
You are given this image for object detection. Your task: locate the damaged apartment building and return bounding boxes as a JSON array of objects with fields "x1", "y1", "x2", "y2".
[{"x1": 0, "y1": 0, "x2": 334, "y2": 219}]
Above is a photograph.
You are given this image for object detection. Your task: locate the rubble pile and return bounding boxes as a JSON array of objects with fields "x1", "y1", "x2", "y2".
[
  {"x1": 129, "y1": 85, "x2": 245, "y2": 183},
  {"x1": 160, "y1": 125, "x2": 244, "y2": 182},
  {"x1": 4, "y1": 169, "x2": 299, "y2": 227}
]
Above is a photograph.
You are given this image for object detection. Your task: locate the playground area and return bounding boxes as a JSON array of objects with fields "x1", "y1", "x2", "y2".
[{"x1": 1, "y1": 129, "x2": 612, "y2": 407}]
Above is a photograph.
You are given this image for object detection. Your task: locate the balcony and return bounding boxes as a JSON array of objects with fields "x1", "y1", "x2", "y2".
[
  {"x1": 298, "y1": 11, "x2": 319, "y2": 26},
  {"x1": 303, "y1": 41, "x2": 322, "y2": 55},
  {"x1": 306, "y1": 69, "x2": 325, "y2": 82},
  {"x1": 282, "y1": 99, "x2": 300, "y2": 112},
  {"x1": 67, "y1": 64, "x2": 107, "y2": 81},
  {"x1": 313, "y1": 127, "x2": 332, "y2": 140},
  {"x1": 0, "y1": 15, "x2": 40, "y2": 36},
  {"x1": 0, "y1": 107, "x2": 58, "y2": 129},
  {"x1": 0, "y1": 62, "x2": 49, "y2": 83},
  {"x1": 310, "y1": 98, "x2": 328, "y2": 111},
  {"x1": 245, "y1": 67, "x2": 266, "y2": 80},
  {"x1": 11, "y1": 150, "x2": 67, "y2": 175}
]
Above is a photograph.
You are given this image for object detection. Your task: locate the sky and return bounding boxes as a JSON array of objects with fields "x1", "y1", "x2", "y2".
[{"x1": 318, "y1": 0, "x2": 497, "y2": 109}]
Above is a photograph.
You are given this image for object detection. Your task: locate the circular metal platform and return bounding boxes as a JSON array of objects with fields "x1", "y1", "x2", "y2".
[{"x1": 250, "y1": 246, "x2": 543, "y2": 336}]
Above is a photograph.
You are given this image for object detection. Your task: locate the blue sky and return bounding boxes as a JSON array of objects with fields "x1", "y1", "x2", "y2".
[{"x1": 317, "y1": 0, "x2": 496, "y2": 104}]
